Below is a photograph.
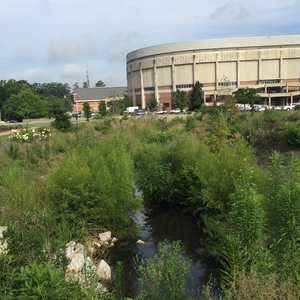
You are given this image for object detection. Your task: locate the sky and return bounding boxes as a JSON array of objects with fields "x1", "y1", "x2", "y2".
[{"x1": 0, "y1": 0, "x2": 299, "y2": 89}]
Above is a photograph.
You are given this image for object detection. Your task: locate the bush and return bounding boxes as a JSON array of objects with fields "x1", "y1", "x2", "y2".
[
  {"x1": 46, "y1": 135, "x2": 142, "y2": 233},
  {"x1": 280, "y1": 120, "x2": 300, "y2": 147},
  {"x1": 135, "y1": 240, "x2": 200, "y2": 299},
  {"x1": 15, "y1": 261, "x2": 68, "y2": 300}
]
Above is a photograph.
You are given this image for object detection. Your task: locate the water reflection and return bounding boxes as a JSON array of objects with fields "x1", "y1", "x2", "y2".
[{"x1": 110, "y1": 203, "x2": 220, "y2": 297}]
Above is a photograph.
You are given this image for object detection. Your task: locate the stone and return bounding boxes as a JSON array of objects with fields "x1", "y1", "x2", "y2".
[
  {"x1": 74, "y1": 243, "x2": 85, "y2": 255},
  {"x1": 136, "y1": 239, "x2": 146, "y2": 245},
  {"x1": 67, "y1": 253, "x2": 84, "y2": 274},
  {"x1": 99, "y1": 231, "x2": 111, "y2": 242},
  {"x1": 107, "y1": 243, "x2": 115, "y2": 249},
  {"x1": 65, "y1": 241, "x2": 76, "y2": 259},
  {"x1": 97, "y1": 259, "x2": 111, "y2": 281},
  {"x1": 0, "y1": 226, "x2": 8, "y2": 255},
  {"x1": 111, "y1": 237, "x2": 118, "y2": 243}
]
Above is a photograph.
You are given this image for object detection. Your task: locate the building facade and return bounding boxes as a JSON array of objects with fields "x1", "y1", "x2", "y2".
[
  {"x1": 126, "y1": 36, "x2": 300, "y2": 110},
  {"x1": 72, "y1": 86, "x2": 128, "y2": 113}
]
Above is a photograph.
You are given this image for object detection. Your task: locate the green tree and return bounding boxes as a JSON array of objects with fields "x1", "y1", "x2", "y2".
[
  {"x1": 83, "y1": 102, "x2": 92, "y2": 121},
  {"x1": 233, "y1": 87, "x2": 260, "y2": 107},
  {"x1": 123, "y1": 94, "x2": 133, "y2": 108},
  {"x1": 107, "y1": 92, "x2": 130, "y2": 115},
  {"x1": 0, "y1": 79, "x2": 31, "y2": 117},
  {"x1": 73, "y1": 82, "x2": 79, "y2": 89},
  {"x1": 95, "y1": 80, "x2": 106, "y2": 87},
  {"x1": 99, "y1": 101, "x2": 107, "y2": 117},
  {"x1": 31, "y1": 82, "x2": 71, "y2": 99},
  {"x1": 172, "y1": 89, "x2": 188, "y2": 111},
  {"x1": 190, "y1": 81, "x2": 204, "y2": 110},
  {"x1": 146, "y1": 98, "x2": 158, "y2": 111},
  {"x1": 83, "y1": 81, "x2": 89, "y2": 88},
  {"x1": 3, "y1": 85, "x2": 42, "y2": 120},
  {"x1": 220, "y1": 96, "x2": 238, "y2": 123},
  {"x1": 49, "y1": 99, "x2": 72, "y2": 131}
]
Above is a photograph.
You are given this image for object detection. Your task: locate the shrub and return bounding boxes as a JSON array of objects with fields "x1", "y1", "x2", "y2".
[
  {"x1": 15, "y1": 261, "x2": 68, "y2": 299},
  {"x1": 280, "y1": 120, "x2": 300, "y2": 147},
  {"x1": 46, "y1": 135, "x2": 142, "y2": 233},
  {"x1": 135, "y1": 240, "x2": 192, "y2": 299}
]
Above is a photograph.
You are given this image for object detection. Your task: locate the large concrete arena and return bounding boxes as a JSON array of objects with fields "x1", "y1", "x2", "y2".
[{"x1": 126, "y1": 35, "x2": 300, "y2": 110}]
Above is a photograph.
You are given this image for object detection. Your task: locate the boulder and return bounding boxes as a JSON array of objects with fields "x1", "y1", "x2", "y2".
[
  {"x1": 99, "y1": 231, "x2": 111, "y2": 242},
  {"x1": 67, "y1": 253, "x2": 85, "y2": 274},
  {"x1": 97, "y1": 259, "x2": 111, "y2": 281}
]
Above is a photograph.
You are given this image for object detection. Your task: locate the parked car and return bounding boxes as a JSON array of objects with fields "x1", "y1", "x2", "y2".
[
  {"x1": 294, "y1": 102, "x2": 300, "y2": 110},
  {"x1": 72, "y1": 112, "x2": 81, "y2": 117},
  {"x1": 238, "y1": 104, "x2": 251, "y2": 112},
  {"x1": 169, "y1": 108, "x2": 181, "y2": 114},
  {"x1": 154, "y1": 110, "x2": 166, "y2": 115},
  {"x1": 281, "y1": 104, "x2": 295, "y2": 111},
  {"x1": 252, "y1": 105, "x2": 265, "y2": 112},
  {"x1": 136, "y1": 109, "x2": 146, "y2": 115}
]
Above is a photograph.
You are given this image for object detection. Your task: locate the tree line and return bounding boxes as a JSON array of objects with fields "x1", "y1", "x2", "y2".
[{"x1": 0, "y1": 79, "x2": 111, "y2": 122}]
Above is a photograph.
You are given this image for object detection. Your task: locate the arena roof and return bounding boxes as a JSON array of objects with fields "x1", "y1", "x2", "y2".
[{"x1": 126, "y1": 35, "x2": 300, "y2": 63}]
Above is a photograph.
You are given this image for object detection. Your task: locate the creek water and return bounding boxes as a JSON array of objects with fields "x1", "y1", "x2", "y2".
[{"x1": 110, "y1": 203, "x2": 220, "y2": 298}]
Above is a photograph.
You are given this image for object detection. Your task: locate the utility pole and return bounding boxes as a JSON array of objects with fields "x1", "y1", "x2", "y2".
[{"x1": 86, "y1": 65, "x2": 90, "y2": 88}]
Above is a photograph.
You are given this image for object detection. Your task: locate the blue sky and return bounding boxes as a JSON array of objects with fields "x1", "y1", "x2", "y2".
[{"x1": 0, "y1": 0, "x2": 299, "y2": 88}]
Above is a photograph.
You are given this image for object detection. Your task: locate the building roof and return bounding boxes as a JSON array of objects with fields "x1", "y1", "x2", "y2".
[
  {"x1": 73, "y1": 86, "x2": 128, "y2": 101},
  {"x1": 127, "y1": 35, "x2": 300, "y2": 62}
]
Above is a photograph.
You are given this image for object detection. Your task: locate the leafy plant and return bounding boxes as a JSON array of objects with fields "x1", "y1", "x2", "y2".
[
  {"x1": 46, "y1": 135, "x2": 142, "y2": 233},
  {"x1": 135, "y1": 240, "x2": 191, "y2": 300},
  {"x1": 16, "y1": 261, "x2": 67, "y2": 300}
]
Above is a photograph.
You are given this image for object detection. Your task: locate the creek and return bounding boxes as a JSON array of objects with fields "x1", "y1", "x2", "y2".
[{"x1": 110, "y1": 202, "x2": 220, "y2": 298}]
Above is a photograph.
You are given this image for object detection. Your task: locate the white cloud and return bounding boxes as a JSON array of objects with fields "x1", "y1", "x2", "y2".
[
  {"x1": 23, "y1": 68, "x2": 54, "y2": 83},
  {"x1": 210, "y1": 1, "x2": 250, "y2": 21}
]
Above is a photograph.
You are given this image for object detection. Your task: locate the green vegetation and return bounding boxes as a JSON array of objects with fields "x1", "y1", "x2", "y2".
[
  {"x1": 0, "y1": 80, "x2": 73, "y2": 121},
  {"x1": 233, "y1": 87, "x2": 260, "y2": 107},
  {"x1": 146, "y1": 98, "x2": 158, "y2": 111},
  {"x1": 83, "y1": 102, "x2": 92, "y2": 121},
  {"x1": 1, "y1": 106, "x2": 300, "y2": 298},
  {"x1": 172, "y1": 89, "x2": 188, "y2": 111},
  {"x1": 190, "y1": 81, "x2": 204, "y2": 110}
]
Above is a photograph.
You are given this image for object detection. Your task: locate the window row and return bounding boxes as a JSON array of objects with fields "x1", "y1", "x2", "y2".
[{"x1": 176, "y1": 84, "x2": 194, "y2": 89}]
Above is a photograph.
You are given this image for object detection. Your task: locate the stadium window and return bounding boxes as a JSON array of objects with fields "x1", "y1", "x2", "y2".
[{"x1": 144, "y1": 87, "x2": 154, "y2": 91}]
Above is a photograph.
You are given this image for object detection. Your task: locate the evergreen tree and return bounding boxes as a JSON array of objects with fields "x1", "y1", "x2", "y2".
[
  {"x1": 190, "y1": 81, "x2": 204, "y2": 110},
  {"x1": 49, "y1": 100, "x2": 72, "y2": 131},
  {"x1": 99, "y1": 101, "x2": 107, "y2": 117},
  {"x1": 83, "y1": 102, "x2": 92, "y2": 121}
]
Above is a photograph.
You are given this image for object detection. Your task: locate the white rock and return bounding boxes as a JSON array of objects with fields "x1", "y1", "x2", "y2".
[
  {"x1": 107, "y1": 243, "x2": 115, "y2": 249},
  {"x1": 136, "y1": 239, "x2": 146, "y2": 245},
  {"x1": 67, "y1": 253, "x2": 84, "y2": 274},
  {"x1": 65, "y1": 241, "x2": 76, "y2": 259},
  {"x1": 97, "y1": 259, "x2": 111, "y2": 281},
  {"x1": 0, "y1": 226, "x2": 8, "y2": 255},
  {"x1": 99, "y1": 231, "x2": 111, "y2": 242},
  {"x1": 75, "y1": 243, "x2": 85, "y2": 255},
  {"x1": 111, "y1": 237, "x2": 118, "y2": 243}
]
